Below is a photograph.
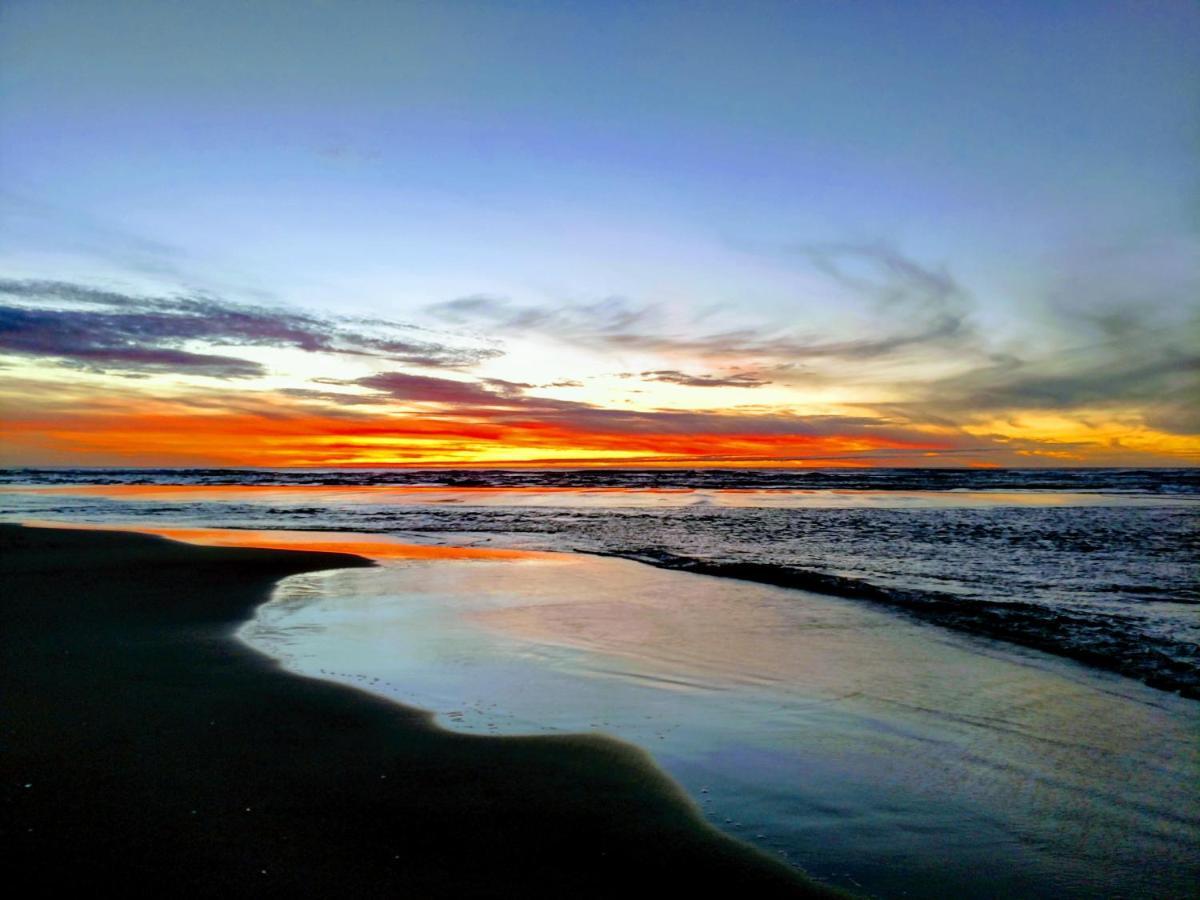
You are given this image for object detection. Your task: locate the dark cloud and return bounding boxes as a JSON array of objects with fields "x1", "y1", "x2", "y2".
[
  {"x1": 343, "y1": 368, "x2": 952, "y2": 446},
  {"x1": 347, "y1": 371, "x2": 593, "y2": 411},
  {"x1": 924, "y1": 236, "x2": 1198, "y2": 434},
  {"x1": 923, "y1": 347, "x2": 1200, "y2": 433},
  {"x1": 526, "y1": 407, "x2": 897, "y2": 438},
  {"x1": 0, "y1": 305, "x2": 266, "y2": 378},
  {"x1": 886, "y1": 238, "x2": 1200, "y2": 434},
  {"x1": 0, "y1": 278, "x2": 501, "y2": 378},
  {"x1": 351, "y1": 371, "x2": 525, "y2": 406}
]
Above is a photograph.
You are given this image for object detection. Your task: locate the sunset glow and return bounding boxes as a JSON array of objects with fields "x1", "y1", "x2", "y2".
[
  {"x1": 4, "y1": 7, "x2": 1199, "y2": 899},
  {"x1": 1, "y1": 2, "x2": 1196, "y2": 469}
]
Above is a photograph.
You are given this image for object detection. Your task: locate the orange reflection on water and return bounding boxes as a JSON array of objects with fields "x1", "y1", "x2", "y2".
[
  {"x1": 9, "y1": 484, "x2": 1165, "y2": 509},
  {"x1": 11, "y1": 484, "x2": 694, "y2": 500},
  {"x1": 20, "y1": 520, "x2": 559, "y2": 561}
]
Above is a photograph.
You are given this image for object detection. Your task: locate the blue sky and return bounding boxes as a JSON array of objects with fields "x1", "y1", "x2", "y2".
[{"x1": 0, "y1": 1, "x2": 1197, "y2": 466}]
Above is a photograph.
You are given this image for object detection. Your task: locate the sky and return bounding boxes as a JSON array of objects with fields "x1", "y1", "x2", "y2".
[{"x1": 0, "y1": 0, "x2": 1197, "y2": 468}]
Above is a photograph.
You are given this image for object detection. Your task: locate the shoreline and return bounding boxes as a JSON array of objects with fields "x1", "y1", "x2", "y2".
[
  {"x1": 242, "y1": 542, "x2": 1200, "y2": 897},
  {"x1": 6, "y1": 491, "x2": 1194, "y2": 703},
  {"x1": 10, "y1": 515, "x2": 1197, "y2": 700},
  {"x1": 0, "y1": 524, "x2": 831, "y2": 896},
  {"x1": 597, "y1": 549, "x2": 1200, "y2": 699}
]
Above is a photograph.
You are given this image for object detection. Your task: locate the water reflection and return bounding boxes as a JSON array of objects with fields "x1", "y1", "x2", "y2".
[
  {"x1": 10, "y1": 482, "x2": 1190, "y2": 508},
  {"x1": 243, "y1": 553, "x2": 1200, "y2": 899}
]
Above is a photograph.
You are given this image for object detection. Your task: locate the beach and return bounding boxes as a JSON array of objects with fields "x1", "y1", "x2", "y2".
[
  {"x1": 242, "y1": 532, "x2": 1200, "y2": 898},
  {"x1": 5, "y1": 517, "x2": 1198, "y2": 897},
  {"x1": 1, "y1": 524, "x2": 828, "y2": 896},
  {"x1": 5, "y1": 0, "x2": 1197, "y2": 893},
  {"x1": 4, "y1": 1, "x2": 1194, "y2": 893}
]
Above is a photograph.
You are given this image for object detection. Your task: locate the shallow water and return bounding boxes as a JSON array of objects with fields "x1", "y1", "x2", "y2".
[
  {"x1": 4, "y1": 477, "x2": 1197, "y2": 696},
  {"x1": 242, "y1": 549, "x2": 1200, "y2": 899}
]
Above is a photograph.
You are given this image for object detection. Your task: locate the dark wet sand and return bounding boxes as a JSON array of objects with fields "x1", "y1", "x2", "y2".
[{"x1": 1, "y1": 525, "x2": 832, "y2": 897}]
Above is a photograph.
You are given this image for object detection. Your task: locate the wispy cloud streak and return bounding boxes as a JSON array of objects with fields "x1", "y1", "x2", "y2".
[
  {"x1": 0, "y1": 279, "x2": 501, "y2": 377},
  {"x1": 429, "y1": 242, "x2": 976, "y2": 367}
]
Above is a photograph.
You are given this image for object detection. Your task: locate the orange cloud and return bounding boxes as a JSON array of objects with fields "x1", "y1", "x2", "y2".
[
  {"x1": 3, "y1": 373, "x2": 1194, "y2": 468},
  {"x1": 0, "y1": 376, "x2": 957, "y2": 467}
]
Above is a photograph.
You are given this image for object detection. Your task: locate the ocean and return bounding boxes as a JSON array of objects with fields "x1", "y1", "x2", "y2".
[
  {"x1": 3, "y1": 467, "x2": 1196, "y2": 698},
  {"x1": 4, "y1": 467, "x2": 1198, "y2": 897}
]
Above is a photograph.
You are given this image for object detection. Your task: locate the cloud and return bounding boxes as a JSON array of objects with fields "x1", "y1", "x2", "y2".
[
  {"x1": 700, "y1": 240, "x2": 975, "y2": 362},
  {"x1": 787, "y1": 240, "x2": 965, "y2": 313},
  {"x1": 431, "y1": 294, "x2": 655, "y2": 337},
  {"x1": 635, "y1": 369, "x2": 771, "y2": 388},
  {"x1": 2, "y1": 369, "x2": 988, "y2": 468},
  {"x1": 481, "y1": 377, "x2": 536, "y2": 396},
  {"x1": 0, "y1": 278, "x2": 501, "y2": 377},
  {"x1": 341, "y1": 369, "x2": 957, "y2": 451},
  {"x1": 893, "y1": 234, "x2": 1200, "y2": 435},
  {"x1": 922, "y1": 345, "x2": 1200, "y2": 433},
  {"x1": 428, "y1": 242, "x2": 976, "y2": 368},
  {"x1": 941, "y1": 353, "x2": 1197, "y2": 411},
  {"x1": 351, "y1": 371, "x2": 525, "y2": 406},
  {"x1": 276, "y1": 387, "x2": 389, "y2": 406},
  {"x1": 0, "y1": 305, "x2": 267, "y2": 378}
]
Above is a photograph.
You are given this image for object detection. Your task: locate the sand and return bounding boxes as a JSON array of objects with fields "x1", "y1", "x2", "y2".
[{"x1": 0, "y1": 524, "x2": 832, "y2": 896}]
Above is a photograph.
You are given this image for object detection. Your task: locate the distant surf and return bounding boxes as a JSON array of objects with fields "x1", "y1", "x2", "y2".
[{"x1": 3, "y1": 465, "x2": 1198, "y2": 494}]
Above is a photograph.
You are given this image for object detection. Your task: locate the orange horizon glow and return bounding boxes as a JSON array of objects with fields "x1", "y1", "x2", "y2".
[
  {"x1": 0, "y1": 395, "x2": 962, "y2": 468},
  {"x1": 2, "y1": 5, "x2": 1196, "y2": 477},
  {"x1": 2, "y1": 372, "x2": 1197, "y2": 470}
]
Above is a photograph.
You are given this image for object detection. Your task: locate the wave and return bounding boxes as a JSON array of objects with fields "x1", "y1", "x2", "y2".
[{"x1": 2, "y1": 466, "x2": 1198, "y2": 494}]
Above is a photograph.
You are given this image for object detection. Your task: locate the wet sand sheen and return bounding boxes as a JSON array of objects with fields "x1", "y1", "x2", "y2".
[{"x1": 243, "y1": 544, "x2": 1200, "y2": 898}]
